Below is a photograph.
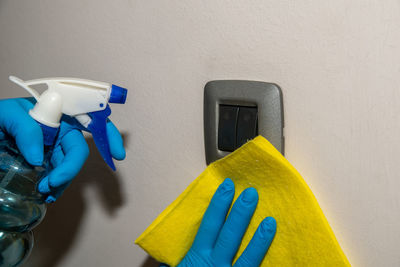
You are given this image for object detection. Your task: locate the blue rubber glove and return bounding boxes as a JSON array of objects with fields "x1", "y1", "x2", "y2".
[
  {"x1": 0, "y1": 98, "x2": 126, "y2": 203},
  {"x1": 170, "y1": 178, "x2": 276, "y2": 267}
]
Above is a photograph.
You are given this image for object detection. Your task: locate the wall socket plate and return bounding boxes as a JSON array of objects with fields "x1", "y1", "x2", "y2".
[{"x1": 204, "y1": 80, "x2": 284, "y2": 165}]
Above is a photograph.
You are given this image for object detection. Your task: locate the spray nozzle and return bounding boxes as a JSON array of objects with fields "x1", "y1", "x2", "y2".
[
  {"x1": 109, "y1": 84, "x2": 128, "y2": 104},
  {"x1": 9, "y1": 75, "x2": 127, "y2": 171}
]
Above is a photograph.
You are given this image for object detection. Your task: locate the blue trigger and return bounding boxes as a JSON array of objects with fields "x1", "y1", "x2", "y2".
[{"x1": 87, "y1": 105, "x2": 116, "y2": 171}]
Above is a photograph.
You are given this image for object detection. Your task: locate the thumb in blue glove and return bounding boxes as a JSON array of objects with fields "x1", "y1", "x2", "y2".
[{"x1": 174, "y1": 178, "x2": 276, "y2": 267}]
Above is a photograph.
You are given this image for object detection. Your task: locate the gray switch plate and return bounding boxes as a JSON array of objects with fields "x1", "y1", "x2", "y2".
[{"x1": 204, "y1": 80, "x2": 284, "y2": 165}]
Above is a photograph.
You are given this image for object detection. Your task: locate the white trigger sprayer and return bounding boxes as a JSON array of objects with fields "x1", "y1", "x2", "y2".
[{"x1": 9, "y1": 75, "x2": 128, "y2": 170}]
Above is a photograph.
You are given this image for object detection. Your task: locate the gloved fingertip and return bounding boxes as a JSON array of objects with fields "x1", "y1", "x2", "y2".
[
  {"x1": 214, "y1": 178, "x2": 235, "y2": 200},
  {"x1": 260, "y1": 217, "x2": 277, "y2": 236},
  {"x1": 106, "y1": 122, "x2": 126, "y2": 161},
  {"x1": 222, "y1": 177, "x2": 234, "y2": 187},
  {"x1": 112, "y1": 146, "x2": 126, "y2": 161},
  {"x1": 241, "y1": 187, "x2": 258, "y2": 204},
  {"x1": 38, "y1": 177, "x2": 51, "y2": 194},
  {"x1": 22, "y1": 145, "x2": 43, "y2": 166},
  {"x1": 27, "y1": 154, "x2": 43, "y2": 166},
  {"x1": 220, "y1": 178, "x2": 234, "y2": 192},
  {"x1": 45, "y1": 195, "x2": 57, "y2": 203}
]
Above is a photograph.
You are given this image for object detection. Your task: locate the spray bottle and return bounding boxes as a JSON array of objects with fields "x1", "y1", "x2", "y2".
[{"x1": 0, "y1": 76, "x2": 127, "y2": 266}]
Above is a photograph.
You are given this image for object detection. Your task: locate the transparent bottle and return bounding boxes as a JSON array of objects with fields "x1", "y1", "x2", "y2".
[{"x1": 0, "y1": 137, "x2": 51, "y2": 267}]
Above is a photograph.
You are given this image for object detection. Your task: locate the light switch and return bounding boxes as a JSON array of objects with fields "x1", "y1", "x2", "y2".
[
  {"x1": 218, "y1": 105, "x2": 239, "y2": 152},
  {"x1": 236, "y1": 106, "x2": 258, "y2": 148},
  {"x1": 204, "y1": 80, "x2": 284, "y2": 165}
]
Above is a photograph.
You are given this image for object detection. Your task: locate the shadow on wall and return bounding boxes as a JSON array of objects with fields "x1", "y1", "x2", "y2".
[
  {"x1": 141, "y1": 257, "x2": 160, "y2": 267},
  {"x1": 22, "y1": 137, "x2": 126, "y2": 267}
]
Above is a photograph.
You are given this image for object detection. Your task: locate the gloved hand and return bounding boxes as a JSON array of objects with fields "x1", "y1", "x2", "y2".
[
  {"x1": 174, "y1": 178, "x2": 276, "y2": 267},
  {"x1": 0, "y1": 98, "x2": 126, "y2": 203}
]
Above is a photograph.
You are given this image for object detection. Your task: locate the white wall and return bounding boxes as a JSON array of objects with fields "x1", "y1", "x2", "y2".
[{"x1": 1, "y1": 0, "x2": 399, "y2": 266}]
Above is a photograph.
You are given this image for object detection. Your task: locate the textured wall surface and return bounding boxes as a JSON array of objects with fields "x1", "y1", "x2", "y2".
[{"x1": 0, "y1": 1, "x2": 399, "y2": 266}]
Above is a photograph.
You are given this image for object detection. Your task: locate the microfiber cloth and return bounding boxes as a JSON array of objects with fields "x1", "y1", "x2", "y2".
[{"x1": 135, "y1": 136, "x2": 350, "y2": 266}]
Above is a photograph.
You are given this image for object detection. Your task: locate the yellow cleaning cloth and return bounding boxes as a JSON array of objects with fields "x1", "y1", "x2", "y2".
[{"x1": 136, "y1": 136, "x2": 350, "y2": 266}]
